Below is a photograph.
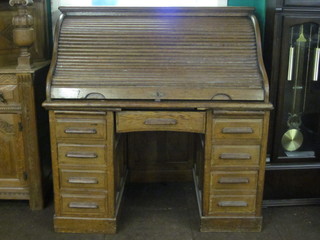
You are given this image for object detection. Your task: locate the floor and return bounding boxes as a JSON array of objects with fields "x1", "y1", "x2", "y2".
[{"x1": 0, "y1": 182, "x2": 319, "y2": 240}]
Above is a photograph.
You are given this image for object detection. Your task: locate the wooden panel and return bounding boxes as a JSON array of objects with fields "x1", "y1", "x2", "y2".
[
  {"x1": 210, "y1": 171, "x2": 258, "y2": 191},
  {"x1": 211, "y1": 145, "x2": 260, "y2": 167},
  {"x1": 209, "y1": 195, "x2": 256, "y2": 215},
  {"x1": 127, "y1": 131, "x2": 195, "y2": 182},
  {"x1": 60, "y1": 193, "x2": 107, "y2": 216},
  {"x1": 54, "y1": 216, "x2": 116, "y2": 234},
  {"x1": 212, "y1": 118, "x2": 263, "y2": 141},
  {"x1": 200, "y1": 216, "x2": 262, "y2": 232},
  {"x1": 60, "y1": 169, "x2": 107, "y2": 190},
  {"x1": 0, "y1": 113, "x2": 26, "y2": 188},
  {"x1": 117, "y1": 111, "x2": 206, "y2": 133},
  {"x1": 0, "y1": 5, "x2": 19, "y2": 66},
  {"x1": 0, "y1": 78, "x2": 19, "y2": 105},
  {"x1": 55, "y1": 114, "x2": 107, "y2": 140},
  {"x1": 57, "y1": 143, "x2": 106, "y2": 166}
]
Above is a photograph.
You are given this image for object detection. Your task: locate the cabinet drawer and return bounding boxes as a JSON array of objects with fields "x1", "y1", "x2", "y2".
[
  {"x1": 61, "y1": 194, "x2": 107, "y2": 216},
  {"x1": 212, "y1": 119, "x2": 263, "y2": 141},
  {"x1": 116, "y1": 111, "x2": 206, "y2": 133},
  {"x1": 60, "y1": 169, "x2": 107, "y2": 189},
  {"x1": 210, "y1": 171, "x2": 258, "y2": 191},
  {"x1": 55, "y1": 114, "x2": 106, "y2": 140},
  {"x1": 212, "y1": 145, "x2": 260, "y2": 167},
  {"x1": 209, "y1": 195, "x2": 256, "y2": 215},
  {"x1": 58, "y1": 144, "x2": 106, "y2": 166},
  {"x1": 0, "y1": 84, "x2": 19, "y2": 105}
]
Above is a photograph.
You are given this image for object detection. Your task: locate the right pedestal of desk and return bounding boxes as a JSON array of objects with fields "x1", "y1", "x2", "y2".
[{"x1": 196, "y1": 109, "x2": 270, "y2": 232}]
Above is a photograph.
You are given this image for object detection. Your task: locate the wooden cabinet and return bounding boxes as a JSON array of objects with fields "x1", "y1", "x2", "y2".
[
  {"x1": 0, "y1": 63, "x2": 50, "y2": 209},
  {"x1": 264, "y1": 0, "x2": 320, "y2": 204},
  {"x1": 0, "y1": 0, "x2": 53, "y2": 209}
]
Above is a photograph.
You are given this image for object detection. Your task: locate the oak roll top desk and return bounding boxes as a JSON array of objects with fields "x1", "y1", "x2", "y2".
[{"x1": 43, "y1": 7, "x2": 272, "y2": 233}]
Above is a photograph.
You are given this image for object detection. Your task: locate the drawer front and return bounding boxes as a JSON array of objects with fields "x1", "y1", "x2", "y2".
[
  {"x1": 210, "y1": 171, "x2": 258, "y2": 191},
  {"x1": 58, "y1": 144, "x2": 106, "y2": 166},
  {"x1": 209, "y1": 195, "x2": 256, "y2": 215},
  {"x1": 0, "y1": 84, "x2": 19, "y2": 105},
  {"x1": 60, "y1": 169, "x2": 107, "y2": 189},
  {"x1": 212, "y1": 145, "x2": 260, "y2": 167},
  {"x1": 116, "y1": 111, "x2": 206, "y2": 133},
  {"x1": 55, "y1": 114, "x2": 106, "y2": 140},
  {"x1": 61, "y1": 194, "x2": 107, "y2": 216},
  {"x1": 212, "y1": 119, "x2": 263, "y2": 140}
]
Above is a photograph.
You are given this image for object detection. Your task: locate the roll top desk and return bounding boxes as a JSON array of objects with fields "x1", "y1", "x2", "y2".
[{"x1": 43, "y1": 7, "x2": 272, "y2": 233}]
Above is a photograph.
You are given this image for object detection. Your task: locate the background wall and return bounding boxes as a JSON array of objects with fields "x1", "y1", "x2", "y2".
[{"x1": 228, "y1": 0, "x2": 266, "y2": 41}]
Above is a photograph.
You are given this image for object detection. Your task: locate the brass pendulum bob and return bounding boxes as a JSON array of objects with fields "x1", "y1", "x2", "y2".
[{"x1": 281, "y1": 128, "x2": 304, "y2": 152}]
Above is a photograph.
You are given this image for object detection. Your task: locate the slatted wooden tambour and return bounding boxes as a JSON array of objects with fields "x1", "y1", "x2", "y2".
[{"x1": 43, "y1": 7, "x2": 272, "y2": 233}]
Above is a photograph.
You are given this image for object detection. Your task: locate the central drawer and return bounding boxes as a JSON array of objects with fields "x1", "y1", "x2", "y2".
[{"x1": 116, "y1": 111, "x2": 206, "y2": 133}]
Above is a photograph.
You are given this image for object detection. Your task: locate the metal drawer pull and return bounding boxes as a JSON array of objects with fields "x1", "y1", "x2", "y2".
[
  {"x1": 0, "y1": 92, "x2": 7, "y2": 104},
  {"x1": 64, "y1": 128, "x2": 97, "y2": 134},
  {"x1": 220, "y1": 153, "x2": 251, "y2": 160},
  {"x1": 144, "y1": 118, "x2": 177, "y2": 125},
  {"x1": 68, "y1": 202, "x2": 99, "y2": 209},
  {"x1": 65, "y1": 152, "x2": 98, "y2": 158},
  {"x1": 313, "y1": 48, "x2": 320, "y2": 81},
  {"x1": 218, "y1": 201, "x2": 248, "y2": 207},
  {"x1": 222, "y1": 127, "x2": 253, "y2": 134},
  {"x1": 218, "y1": 177, "x2": 249, "y2": 184},
  {"x1": 68, "y1": 177, "x2": 98, "y2": 184}
]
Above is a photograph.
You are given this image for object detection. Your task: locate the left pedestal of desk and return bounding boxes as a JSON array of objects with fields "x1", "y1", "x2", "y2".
[
  {"x1": 0, "y1": 62, "x2": 51, "y2": 210},
  {"x1": 48, "y1": 110, "x2": 125, "y2": 234}
]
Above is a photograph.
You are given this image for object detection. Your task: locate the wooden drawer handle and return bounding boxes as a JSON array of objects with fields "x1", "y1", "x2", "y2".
[
  {"x1": 64, "y1": 128, "x2": 97, "y2": 134},
  {"x1": 222, "y1": 127, "x2": 253, "y2": 134},
  {"x1": 218, "y1": 177, "x2": 249, "y2": 184},
  {"x1": 65, "y1": 152, "x2": 98, "y2": 158},
  {"x1": 68, "y1": 177, "x2": 98, "y2": 184},
  {"x1": 144, "y1": 118, "x2": 177, "y2": 125},
  {"x1": 220, "y1": 153, "x2": 251, "y2": 160},
  {"x1": 218, "y1": 201, "x2": 248, "y2": 207},
  {"x1": 68, "y1": 202, "x2": 99, "y2": 209}
]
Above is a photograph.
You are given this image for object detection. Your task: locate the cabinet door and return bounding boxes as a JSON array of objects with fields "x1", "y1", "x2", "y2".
[
  {"x1": 0, "y1": 114, "x2": 26, "y2": 188},
  {"x1": 273, "y1": 13, "x2": 320, "y2": 162}
]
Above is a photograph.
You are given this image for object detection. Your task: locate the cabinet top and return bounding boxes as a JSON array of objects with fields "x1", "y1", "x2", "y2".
[{"x1": 47, "y1": 7, "x2": 269, "y2": 103}]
